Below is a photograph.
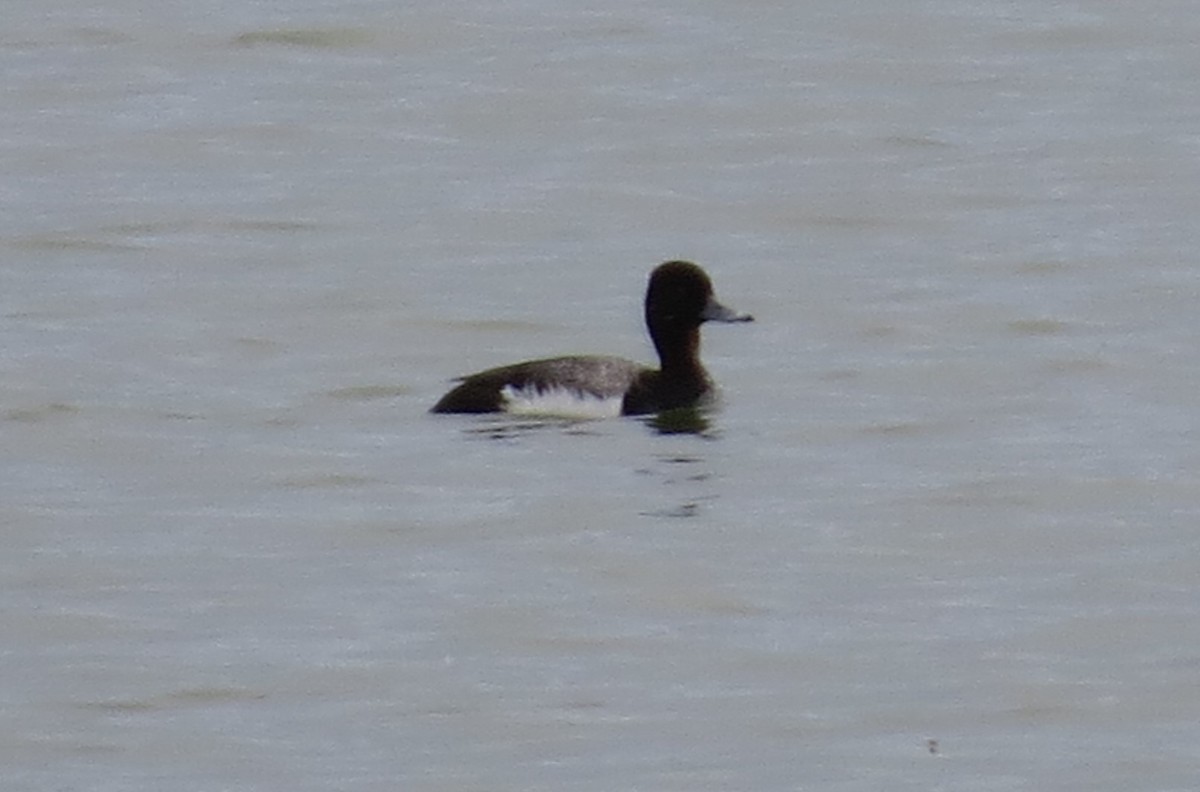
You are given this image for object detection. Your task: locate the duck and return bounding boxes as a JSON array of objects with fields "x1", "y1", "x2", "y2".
[{"x1": 431, "y1": 260, "x2": 752, "y2": 417}]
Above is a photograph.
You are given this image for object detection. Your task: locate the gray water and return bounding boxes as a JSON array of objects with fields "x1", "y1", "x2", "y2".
[{"x1": 4, "y1": 2, "x2": 1200, "y2": 790}]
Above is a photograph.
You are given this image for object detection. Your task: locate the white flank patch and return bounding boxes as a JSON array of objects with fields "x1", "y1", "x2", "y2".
[{"x1": 499, "y1": 384, "x2": 623, "y2": 419}]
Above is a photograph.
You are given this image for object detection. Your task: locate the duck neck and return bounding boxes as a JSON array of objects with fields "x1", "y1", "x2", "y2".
[{"x1": 654, "y1": 324, "x2": 705, "y2": 379}]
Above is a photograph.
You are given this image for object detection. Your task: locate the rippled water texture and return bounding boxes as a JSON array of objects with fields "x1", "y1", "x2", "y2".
[{"x1": 3, "y1": 2, "x2": 1199, "y2": 790}]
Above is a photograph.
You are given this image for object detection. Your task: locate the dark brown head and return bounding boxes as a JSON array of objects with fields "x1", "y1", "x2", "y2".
[{"x1": 644, "y1": 260, "x2": 752, "y2": 370}]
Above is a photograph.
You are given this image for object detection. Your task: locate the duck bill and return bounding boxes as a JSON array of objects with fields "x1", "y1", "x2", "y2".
[{"x1": 700, "y1": 296, "x2": 754, "y2": 323}]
